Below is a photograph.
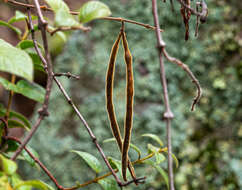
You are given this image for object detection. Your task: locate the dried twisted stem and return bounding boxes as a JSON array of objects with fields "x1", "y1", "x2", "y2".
[{"x1": 162, "y1": 49, "x2": 202, "y2": 111}]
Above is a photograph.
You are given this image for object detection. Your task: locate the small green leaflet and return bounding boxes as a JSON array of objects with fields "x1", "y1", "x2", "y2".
[
  {"x1": 8, "y1": 11, "x2": 27, "y2": 24},
  {"x1": 0, "y1": 154, "x2": 17, "y2": 175},
  {"x1": 71, "y1": 150, "x2": 102, "y2": 173},
  {"x1": 0, "y1": 20, "x2": 21, "y2": 37},
  {"x1": 0, "y1": 78, "x2": 45, "y2": 103},
  {"x1": 44, "y1": 0, "x2": 79, "y2": 27},
  {"x1": 20, "y1": 147, "x2": 39, "y2": 167},
  {"x1": 164, "y1": 150, "x2": 179, "y2": 168},
  {"x1": 108, "y1": 157, "x2": 131, "y2": 179},
  {"x1": 98, "y1": 178, "x2": 119, "y2": 190},
  {"x1": 17, "y1": 40, "x2": 44, "y2": 52},
  {"x1": 0, "y1": 120, "x2": 29, "y2": 131},
  {"x1": 13, "y1": 180, "x2": 54, "y2": 190},
  {"x1": 0, "y1": 39, "x2": 33, "y2": 81},
  {"x1": 28, "y1": 53, "x2": 45, "y2": 72},
  {"x1": 10, "y1": 173, "x2": 32, "y2": 190},
  {"x1": 0, "y1": 103, "x2": 31, "y2": 129},
  {"x1": 5, "y1": 140, "x2": 19, "y2": 152},
  {"x1": 79, "y1": 1, "x2": 111, "y2": 23},
  {"x1": 16, "y1": 40, "x2": 45, "y2": 72},
  {"x1": 142, "y1": 133, "x2": 164, "y2": 147},
  {"x1": 108, "y1": 157, "x2": 122, "y2": 176},
  {"x1": 147, "y1": 144, "x2": 166, "y2": 164}
]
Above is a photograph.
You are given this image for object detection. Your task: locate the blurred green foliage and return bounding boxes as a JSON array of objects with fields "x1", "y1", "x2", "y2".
[{"x1": 20, "y1": 0, "x2": 241, "y2": 189}]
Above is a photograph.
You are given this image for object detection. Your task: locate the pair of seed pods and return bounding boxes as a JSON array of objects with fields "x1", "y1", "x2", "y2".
[{"x1": 106, "y1": 25, "x2": 136, "y2": 182}]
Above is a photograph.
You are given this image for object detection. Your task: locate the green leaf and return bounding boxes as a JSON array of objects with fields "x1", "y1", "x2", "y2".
[
  {"x1": 0, "y1": 39, "x2": 33, "y2": 81},
  {"x1": 145, "y1": 160, "x2": 169, "y2": 189},
  {"x1": 0, "y1": 155, "x2": 17, "y2": 175},
  {"x1": 0, "y1": 77, "x2": 18, "y2": 92},
  {"x1": 98, "y1": 178, "x2": 118, "y2": 190},
  {"x1": 20, "y1": 147, "x2": 39, "y2": 167},
  {"x1": 164, "y1": 151, "x2": 179, "y2": 169},
  {"x1": 44, "y1": 0, "x2": 79, "y2": 27},
  {"x1": 108, "y1": 157, "x2": 122, "y2": 176},
  {"x1": 0, "y1": 21, "x2": 21, "y2": 37},
  {"x1": 147, "y1": 144, "x2": 165, "y2": 164},
  {"x1": 10, "y1": 174, "x2": 32, "y2": 190},
  {"x1": 0, "y1": 78, "x2": 45, "y2": 103},
  {"x1": 107, "y1": 157, "x2": 131, "y2": 179},
  {"x1": 8, "y1": 11, "x2": 27, "y2": 24},
  {"x1": 17, "y1": 40, "x2": 44, "y2": 52},
  {"x1": 13, "y1": 180, "x2": 54, "y2": 190},
  {"x1": 71, "y1": 150, "x2": 102, "y2": 173},
  {"x1": 79, "y1": 1, "x2": 111, "y2": 23},
  {"x1": 142, "y1": 133, "x2": 164, "y2": 147},
  {"x1": 0, "y1": 120, "x2": 29, "y2": 131},
  {"x1": 15, "y1": 80, "x2": 45, "y2": 103},
  {"x1": 0, "y1": 104, "x2": 31, "y2": 129},
  {"x1": 130, "y1": 143, "x2": 142, "y2": 160},
  {"x1": 5, "y1": 140, "x2": 19, "y2": 152},
  {"x1": 28, "y1": 53, "x2": 45, "y2": 72},
  {"x1": 103, "y1": 137, "x2": 115, "y2": 143}
]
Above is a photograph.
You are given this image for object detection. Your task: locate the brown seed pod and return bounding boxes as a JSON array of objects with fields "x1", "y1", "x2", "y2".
[
  {"x1": 106, "y1": 30, "x2": 137, "y2": 183},
  {"x1": 121, "y1": 29, "x2": 134, "y2": 181}
]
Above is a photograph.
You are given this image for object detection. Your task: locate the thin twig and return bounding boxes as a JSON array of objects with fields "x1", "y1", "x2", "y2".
[
  {"x1": 54, "y1": 72, "x2": 80, "y2": 80},
  {"x1": 48, "y1": 26, "x2": 91, "y2": 36},
  {"x1": 7, "y1": 0, "x2": 163, "y2": 32},
  {"x1": 100, "y1": 17, "x2": 163, "y2": 32},
  {"x1": 11, "y1": 0, "x2": 54, "y2": 161},
  {"x1": 162, "y1": 49, "x2": 202, "y2": 111},
  {"x1": 152, "y1": 1, "x2": 175, "y2": 190}
]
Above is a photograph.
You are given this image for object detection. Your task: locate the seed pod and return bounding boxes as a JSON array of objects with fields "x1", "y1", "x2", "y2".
[
  {"x1": 121, "y1": 30, "x2": 134, "y2": 181},
  {"x1": 106, "y1": 31, "x2": 137, "y2": 183},
  {"x1": 106, "y1": 32, "x2": 123, "y2": 149}
]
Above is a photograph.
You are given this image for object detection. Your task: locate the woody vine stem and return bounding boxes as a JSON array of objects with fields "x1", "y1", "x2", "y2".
[{"x1": 3, "y1": 0, "x2": 204, "y2": 189}]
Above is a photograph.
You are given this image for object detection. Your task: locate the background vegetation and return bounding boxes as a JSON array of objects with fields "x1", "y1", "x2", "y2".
[{"x1": 1, "y1": 0, "x2": 241, "y2": 189}]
